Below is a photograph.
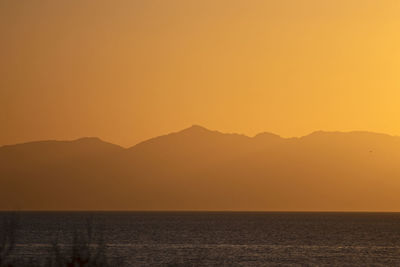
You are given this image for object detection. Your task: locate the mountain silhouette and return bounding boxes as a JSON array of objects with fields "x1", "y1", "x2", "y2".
[{"x1": 1, "y1": 126, "x2": 400, "y2": 211}]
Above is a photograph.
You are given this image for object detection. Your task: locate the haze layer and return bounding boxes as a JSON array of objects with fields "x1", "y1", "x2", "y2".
[
  {"x1": 1, "y1": 126, "x2": 400, "y2": 211},
  {"x1": 1, "y1": 0, "x2": 400, "y2": 146}
]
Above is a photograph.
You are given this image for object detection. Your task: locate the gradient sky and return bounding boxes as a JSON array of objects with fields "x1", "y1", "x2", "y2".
[{"x1": 1, "y1": 0, "x2": 400, "y2": 147}]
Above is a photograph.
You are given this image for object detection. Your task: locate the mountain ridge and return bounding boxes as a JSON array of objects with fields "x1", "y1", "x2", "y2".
[
  {"x1": 2, "y1": 125, "x2": 398, "y2": 149},
  {"x1": 1, "y1": 125, "x2": 400, "y2": 211}
]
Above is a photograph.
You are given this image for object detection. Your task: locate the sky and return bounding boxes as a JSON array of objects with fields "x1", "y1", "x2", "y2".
[{"x1": 1, "y1": 0, "x2": 400, "y2": 147}]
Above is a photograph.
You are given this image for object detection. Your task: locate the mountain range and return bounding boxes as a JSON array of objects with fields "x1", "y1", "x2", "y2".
[{"x1": 1, "y1": 125, "x2": 400, "y2": 211}]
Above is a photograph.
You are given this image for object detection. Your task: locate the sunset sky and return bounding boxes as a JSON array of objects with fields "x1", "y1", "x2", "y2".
[{"x1": 1, "y1": 0, "x2": 400, "y2": 147}]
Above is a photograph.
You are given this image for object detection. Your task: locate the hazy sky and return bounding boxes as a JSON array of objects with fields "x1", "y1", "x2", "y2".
[{"x1": 1, "y1": 0, "x2": 400, "y2": 147}]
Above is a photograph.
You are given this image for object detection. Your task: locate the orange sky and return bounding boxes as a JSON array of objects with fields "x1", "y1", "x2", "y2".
[{"x1": 1, "y1": 0, "x2": 400, "y2": 147}]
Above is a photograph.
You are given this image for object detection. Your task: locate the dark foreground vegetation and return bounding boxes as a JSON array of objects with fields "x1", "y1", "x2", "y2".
[{"x1": 0, "y1": 214, "x2": 122, "y2": 267}]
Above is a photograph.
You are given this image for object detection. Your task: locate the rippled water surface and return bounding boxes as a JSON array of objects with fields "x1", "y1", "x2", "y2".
[{"x1": 2, "y1": 212, "x2": 400, "y2": 266}]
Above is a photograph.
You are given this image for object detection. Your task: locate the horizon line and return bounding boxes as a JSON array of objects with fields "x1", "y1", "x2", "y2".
[
  {"x1": 2, "y1": 209, "x2": 400, "y2": 213},
  {"x1": 1, "y1": 125, "x2": 398, "y2": 149}
]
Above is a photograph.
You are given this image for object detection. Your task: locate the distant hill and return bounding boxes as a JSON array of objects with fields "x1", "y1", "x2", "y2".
[{"x1": 1, "y1": 126, "x2": 400, "y2": 211}]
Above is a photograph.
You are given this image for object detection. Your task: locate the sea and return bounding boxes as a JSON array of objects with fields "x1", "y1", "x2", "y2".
[{"x1": 1, "y1": 212, "x2": 400, "y2": 266}]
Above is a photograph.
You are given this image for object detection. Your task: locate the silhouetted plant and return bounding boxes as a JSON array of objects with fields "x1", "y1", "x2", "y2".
[
  {"x1": 46, "y1": 220, "x2": 113, "y2": 267},
  {"x1": 0, "y1": 214, "x2": 18, "y2": 267},
  {"x1": 0, "y1": 215, "x2": 123, "y2": 267}
]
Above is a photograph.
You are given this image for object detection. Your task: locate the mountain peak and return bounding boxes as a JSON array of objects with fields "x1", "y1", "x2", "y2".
[
  {"x1": 186, "y1": 124, "x2": 209, "y2": 131},
  {"x1": 179, "y1": 125, "x2": 213, "y2": 134}
]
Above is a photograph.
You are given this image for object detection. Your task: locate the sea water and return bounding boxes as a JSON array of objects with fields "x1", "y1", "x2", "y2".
[{"x1": 2, "y1": 212, "x2": 400, "y2": 266}]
